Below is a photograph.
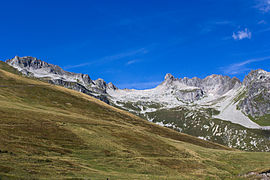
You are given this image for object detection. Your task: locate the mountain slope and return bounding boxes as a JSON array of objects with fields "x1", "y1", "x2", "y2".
[
  {"x1": 107, "y1": 72, "x2": 270, "y2": 151},
  {"x1": 4, "y1": 56, "x2": 270, "y2": 152},
  {"x1": 108, "y1": 75, "x2": 270, "y2": 151},
  {"x1": 1, "y1": 61, "x2": 270, "y2": 179},
  {"x1": 7, "y1": 56, "x2": 270, "y2": 128}
]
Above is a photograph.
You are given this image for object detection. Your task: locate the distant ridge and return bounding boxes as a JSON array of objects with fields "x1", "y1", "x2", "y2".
[{"x1": 5, "y1": 56, "x2": 270, "y2": 152}]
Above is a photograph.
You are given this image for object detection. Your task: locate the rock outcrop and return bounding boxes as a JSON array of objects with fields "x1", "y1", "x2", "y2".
[
  {"x1": 160, "y1": 73, "x2": 241, "y2": 102},
  {"x1": 6, "y1": 56, "x2": 116, "y2": 104},
  {"x1": 238, "y1": 69, "x2": 270, "y2": 117}
]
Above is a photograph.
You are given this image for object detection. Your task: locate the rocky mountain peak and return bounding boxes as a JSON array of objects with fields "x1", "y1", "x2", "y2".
[
  {"x1": 107, "y1": 82, "x2": 118, "y2": 90},
  {"x1": 161, "y1": 72, "x2": 241, "y2": 96},
  {"x1": 232, "y1": 76, "x2": 241, "y2": 83},
  {"x1": 7, "y1": 56, "x2": 91, "y2": 86},
  {"x1": 163, "y1": 73, "x2": 176, "y2": 86},
  {"x1": 94, "y1": 78, "x2": 107, "y2": 90},
  {"x1": 6, "y1": 56, "x2": 62, "y2": 75},
  {"x1": 164, "y1": 73, "x2": 175, "y2": 81},
  {"x1": 238, "y1": 69, "x2": 270, "y2": 117},
  {"x1": 5, "y1": 56, "x2": 118, "y2": 104},
  {"x1": 243, "y1": 69, "x2": 270, "y2": 87},
  {"x1": 201, "y1": 74, "x2": 241, "y2": 95},
  {"x1": 14, "y1": 55, "x2": 19, "y2": 60}
]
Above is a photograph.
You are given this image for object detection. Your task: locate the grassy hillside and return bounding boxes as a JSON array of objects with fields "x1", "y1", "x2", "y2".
[
  {"x1": 113, "y1": 100, "x2": 270, "y2": 152},
  {"x1": 0, "y1": 62, "x2": 270, "y2": 179},
  {"x1": 145, "y1": 107, "x2": 270, "y2": 151}
]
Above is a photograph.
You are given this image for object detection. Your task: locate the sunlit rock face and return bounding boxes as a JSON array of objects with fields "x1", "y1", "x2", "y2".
[
  {"x1": 159, "y1": 73, "x2": 241, "y2": 102},
  {"x1": 6, "y1": 56, "x2": 117, "y2": 104},
  {"x1": 238, "y1": 69, "x2": 270, "y2": 117}
]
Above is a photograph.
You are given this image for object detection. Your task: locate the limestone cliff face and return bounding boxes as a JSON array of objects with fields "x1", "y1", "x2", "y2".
[
  {"x1": 161, "y1": 73, "x2": 241, "y2": 102},
  {"x1": 6, "y1": 56, "x2": 117, "y2": 104},
  {"x1": 238, "y1": 69, "x2": 270, "y2": 117},
  {"x1": 6, "y1": 56, "x2": 93, "y2": 86},
  {"x1": 163, "y1": 70, "x2": 270, "y2": 120}
]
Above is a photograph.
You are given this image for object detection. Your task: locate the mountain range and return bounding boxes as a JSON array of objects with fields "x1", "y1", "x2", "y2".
[
  {"x1": 5, "y1": 56, "x2": 270, "y2": 151},
  {"x1": 2, "y1": 59, "x2": 270, "y2": 179}
]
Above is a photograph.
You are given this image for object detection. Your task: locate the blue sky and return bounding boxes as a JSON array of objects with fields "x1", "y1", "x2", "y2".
[{"x1": 1, "y1": 0, "x2": 270, "y2": 89}]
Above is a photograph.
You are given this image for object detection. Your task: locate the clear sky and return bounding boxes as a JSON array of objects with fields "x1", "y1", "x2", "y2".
[{"x1": 1, "y1": 0, "x2": 270, "y2": 89}]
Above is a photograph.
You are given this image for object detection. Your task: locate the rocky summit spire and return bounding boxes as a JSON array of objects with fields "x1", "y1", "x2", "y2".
[
  {"x1": 107, "y1": 82, "x2": 118, "y2": 90},
  {"x1": 164, "y1": 73, "x2": 175, "y2": 81},
  {"x1": 161, "y1": 73, "x2": 176, "y2": 86}
]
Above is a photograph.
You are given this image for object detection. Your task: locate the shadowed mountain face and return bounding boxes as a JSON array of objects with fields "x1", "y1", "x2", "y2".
[
  {"x1": 5, "y1": 56, "x2": 270, "y2": 151},
  {"x1": 1, "y1": 60, "x2": 270, "y2": 179}
]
